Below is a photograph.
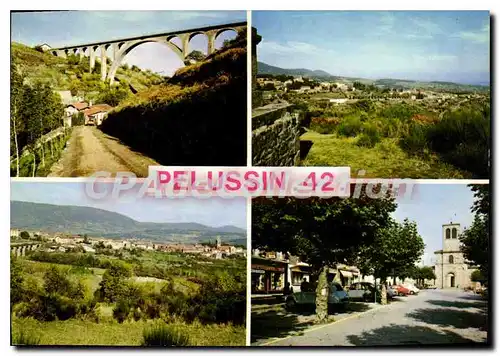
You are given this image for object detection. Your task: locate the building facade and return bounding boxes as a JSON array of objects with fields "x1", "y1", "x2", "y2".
[{"x1": 434, "y1": 223, "x2": 475, "y2": 289}]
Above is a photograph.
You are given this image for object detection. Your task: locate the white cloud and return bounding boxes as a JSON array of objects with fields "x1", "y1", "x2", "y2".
[
  {"x1": 452, "y1": 20, "x2": 489, "y2": 44},
  {"x1": 410, "y1": 17, "x2": 443, "y2": 35},
  {"x1": 404, "y1": 33, "x2": 434, "y2": 40},
  {"x1": 258, "y1": 40, "x2": 334, "y2": 56},
  {"x1": 412, "y1": 54, "x2": 457, "y2": 65}
]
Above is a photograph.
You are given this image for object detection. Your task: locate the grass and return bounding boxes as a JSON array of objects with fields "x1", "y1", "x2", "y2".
[
  {"x1": 300, "y1": 130, "x2": 469, "y2": 179},
  {"x1": 142, "y1": 323, "x2": 191, "y2": 346},
  {"x1": 11, "y1": 317, "x2": 246, "y2": 346}
]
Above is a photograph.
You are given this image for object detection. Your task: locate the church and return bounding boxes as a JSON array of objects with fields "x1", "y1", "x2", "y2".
[{"x1": 433, "y1": 222, "x2": 476, "y2": 289}]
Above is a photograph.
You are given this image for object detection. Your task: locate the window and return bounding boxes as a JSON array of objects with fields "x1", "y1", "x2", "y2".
[
  {"x1": 452, "y1": 228, "x2": 457, "y2": 239},
  {"x1": 446, "y1": 228, "x2": 451, "y2": 239},
  {"x1": 449, "y1": 255, "x2": 454, "y2": 264}
]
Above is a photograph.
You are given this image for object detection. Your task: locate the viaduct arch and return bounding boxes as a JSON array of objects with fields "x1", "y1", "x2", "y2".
[
  {"x1": 10, "y1": 243, "x2": 43, "y2": 257},
  {"x1": 44, "y1": 22, "x2": 246, "y2": 85}
]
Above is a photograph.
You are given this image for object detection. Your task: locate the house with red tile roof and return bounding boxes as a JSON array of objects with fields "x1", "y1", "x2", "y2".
[{"x1": 82, "y1": 104, "x2": 113, "y2": 126}]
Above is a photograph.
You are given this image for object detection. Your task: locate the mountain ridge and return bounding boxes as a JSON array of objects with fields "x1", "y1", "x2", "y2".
[
  {"x1": 10, "y1": 201, "x2": 246, "y2": 243},
  {"x1": 257, "y1": 61, "x2": 490, "y2": 89}
]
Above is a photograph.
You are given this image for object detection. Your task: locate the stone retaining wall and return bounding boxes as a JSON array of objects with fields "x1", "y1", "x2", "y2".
[{"x1": 252, "y1": 103, "x2": 301, "y2": 166}]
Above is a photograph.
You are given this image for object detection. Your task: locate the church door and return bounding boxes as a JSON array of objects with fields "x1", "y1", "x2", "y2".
[{"x1": 450, "y1": 275, "x2": 455, "y2": 288}]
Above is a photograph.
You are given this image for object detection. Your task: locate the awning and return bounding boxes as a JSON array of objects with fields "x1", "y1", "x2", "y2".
[
  {"x1": 340, "y1": 270, "x2": 353, "y2": 278},
  {"x1": 251, "y1": 269, "x2": 265, "y2": 274},
  {"x1": 291, "y1": 265, "x2": 311, "y2": 273}
]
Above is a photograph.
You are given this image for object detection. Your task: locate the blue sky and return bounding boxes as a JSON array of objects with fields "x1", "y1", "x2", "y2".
[
  {"x1": 11, "y1": 11, "x2": 246, "y2": 76},
  {"x1": 393, "y1": 184, "x2": 479, "y2": 266},
  {"x1": 253, "y1": 11, "x2": 490, "y2": 84},
  {"x1": 10, "y1": 181, "x2": 247, "y2": 229}
]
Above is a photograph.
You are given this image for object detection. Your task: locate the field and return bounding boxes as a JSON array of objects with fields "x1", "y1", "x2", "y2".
[
  {"x1": 301, "y1": 131, "x2": 467, "y2": 178},
  {"x1": 294, "y1": 93, "x2": 490, "y2": 179},
  {"x1": 12, "y1": 318, "x2": 245, "y2": 346},
  {"x1": 11, "y1": 248, "x2": 246, "y2": 346}
]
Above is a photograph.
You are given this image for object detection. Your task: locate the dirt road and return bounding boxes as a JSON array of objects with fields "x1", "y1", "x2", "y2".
[{"x1": 48, "y1": 126, "x2": 159, "y2": 177}]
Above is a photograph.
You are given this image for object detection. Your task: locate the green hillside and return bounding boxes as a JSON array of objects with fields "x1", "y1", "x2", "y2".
[
  {"x1": 100, "y1": 31, "x2": 247, "y2": 166},
  {"x1": 11, "y1": 42, "x2": 163, "y2": 98}
]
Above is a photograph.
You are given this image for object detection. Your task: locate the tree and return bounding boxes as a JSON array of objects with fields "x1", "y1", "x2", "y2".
[
  {"x1": 10, "y1": 62, "x2": 24, "y2": 177},
  {"x1": 355, "y1": 218, "x2": 425, "y2": 304},
  {"x1": 413, "y1": 266, "x2": 436, "y2": 286},
  {"x1": 67, "y1": 54, "x2": 81, "y2": 65},
  {"x1": 471, "y1": 270, "x2": 486, "y2": 284},
  {"x1": 252, "y1": 186, "x2": 397, "y2": 322},
  {"x1": 460, "y1": 185, "x2": 489, "y2": 280},
  {"x1": 97, "y1": 86, "x2": 130, "y2": 106},
  {"x1": 10, "y1": 257, "x2": 24, "y2": 306},
  {"x1": 96, "y1": 261, "x2": 132, "y2": 302},
  {"x1": 20, "y1": 231, "x2": 30, "y2": 239},
  {"x1": 185, "y1": 50, "x2": 206, "y2": 64}
]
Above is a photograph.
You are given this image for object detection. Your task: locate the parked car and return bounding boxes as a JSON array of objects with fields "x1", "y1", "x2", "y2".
[
  {"x1": 386, "y1": 285, "x2": 397, "y2": 299},
  {"x1": 403, "y1": 283, "x2": 420, "y2": 295},
  {"x1": 285, "y1": 282, "x2": 349, "y2": 311},
  {"x1": 394, "y1": 285, "x2": 411, "y2": 296},
  {"x1": 348, "y1": 282, "x2": 380, "y2": 302}
]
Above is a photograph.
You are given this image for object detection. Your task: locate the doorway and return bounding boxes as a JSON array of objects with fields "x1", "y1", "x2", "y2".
[{"x1": 449, "y1": 274, "x2": 455, "y2": 288}]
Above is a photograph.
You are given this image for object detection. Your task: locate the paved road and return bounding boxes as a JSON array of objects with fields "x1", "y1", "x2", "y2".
[
  {"x1": 48, "y1": 126, "x2": 159, "y2": 177},
  {"x1": 255, "y1": 290, "x2": 488, "y2": 346}
]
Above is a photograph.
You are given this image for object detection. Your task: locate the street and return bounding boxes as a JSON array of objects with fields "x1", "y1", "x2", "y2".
[
  {"x1": 48, "y1": 126, "x2": 159, "y2": 177},
  {"x1": 252, "y1": 289, "x2": 488, "y2": 346}
]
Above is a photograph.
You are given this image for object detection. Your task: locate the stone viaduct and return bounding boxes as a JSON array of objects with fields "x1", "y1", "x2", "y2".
[
  {"x1": 11, "y1": 243, "x2": 43, "y2": 257},
  {"x1": 42, "y1": 21, "x2": 247, "y2": 85}
]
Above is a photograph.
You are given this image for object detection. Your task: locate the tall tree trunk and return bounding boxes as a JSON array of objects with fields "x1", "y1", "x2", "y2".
[
  {"x1": 50, "y1": 140, "x2": 53, "y2": 158},
  {"x1": 41, "y1": 142, "x2": 45, "y2": 167},
  {"x1": 315, "y1": 265, "x2": 329, "y2": 324},
  {"x1": 13, "y1": 115, "x2": 20, "y2": 177},
  {"x1": 381, "y1": 283, "x2": 387, "y2": 305},
  {"x1": 40, "y1": 117, "x2": 45, "y2": 168},
  {"x1": 32, "y1": 152, "x2": 36, "y2": 177}
]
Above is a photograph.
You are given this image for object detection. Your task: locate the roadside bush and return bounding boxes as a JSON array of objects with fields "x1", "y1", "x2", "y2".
[
  {"x1": 337, "y1": 115, "x2": 363, "y2": 137},
  {"x1": 356, "y1": 130, "x2": 381, "y2": 148},
  {"x1": 142, "y1": 323, "x2": 191, "y2": 347}
]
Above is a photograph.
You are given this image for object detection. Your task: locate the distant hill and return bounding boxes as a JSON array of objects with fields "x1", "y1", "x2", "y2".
[
  {"x1": 257, "y1": 61, "x2": 333, "y2": 79},
  {"x1": 257, "y1": 61, "x2": 490, "y2": 92},
  {"x1": 10, "y1": 201, "x2": 246, "y2": 244}
]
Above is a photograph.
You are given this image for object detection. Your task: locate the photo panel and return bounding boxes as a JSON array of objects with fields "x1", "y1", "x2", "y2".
[
  {"x1": 10, "y1": 10, "x2": 249, "y2": 178},
  {"x1": 251, "y1": 10, "x2": 490, "y2": 179},
  {"x1": 10, "y1": 180, "x2": 247, "y2": 346},
  {"x1": 250, "y1": 182, "x2": 490, "y2": 346}
]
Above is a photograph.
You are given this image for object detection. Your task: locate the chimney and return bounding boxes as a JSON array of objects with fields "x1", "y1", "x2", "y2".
[{"x1": 89, "y1": 100, "x2": 93, "y2": 107}]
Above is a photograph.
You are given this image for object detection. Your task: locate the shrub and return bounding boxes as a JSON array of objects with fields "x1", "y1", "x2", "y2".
[
  {"x1": 310, "y1": 117, "x2": 341, "y2": 134},
  {"x1": 10, "y1": 258, "x2": 24, "y2": 305},
  {"x1": 425, "y1": 106, "x2": 490, "y2": 177},
  {"x1": 379, "y1": 103, "x2": 420, "y2": 121},
  {"x1": 113, "y1": 299, "x2": 131, "y2": 323},
  {"x1": 72, "y1": 112, "x2": 85, "y2": 126},
  {"x1": 12, "y1": 330, "x2": 41, "y2": 346},
  {"x1": 142, "y1": 323, "x2": 191, "y2": 347},
  {"x1": 337, "y1": 115, "x2": 363, "y2": 137},
  {"x1": 357, "y1": 133, "x2": 380, "y2": 148},
  {"x1": 399, "y1": 123, "x2": 428, "y2": 154}
]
